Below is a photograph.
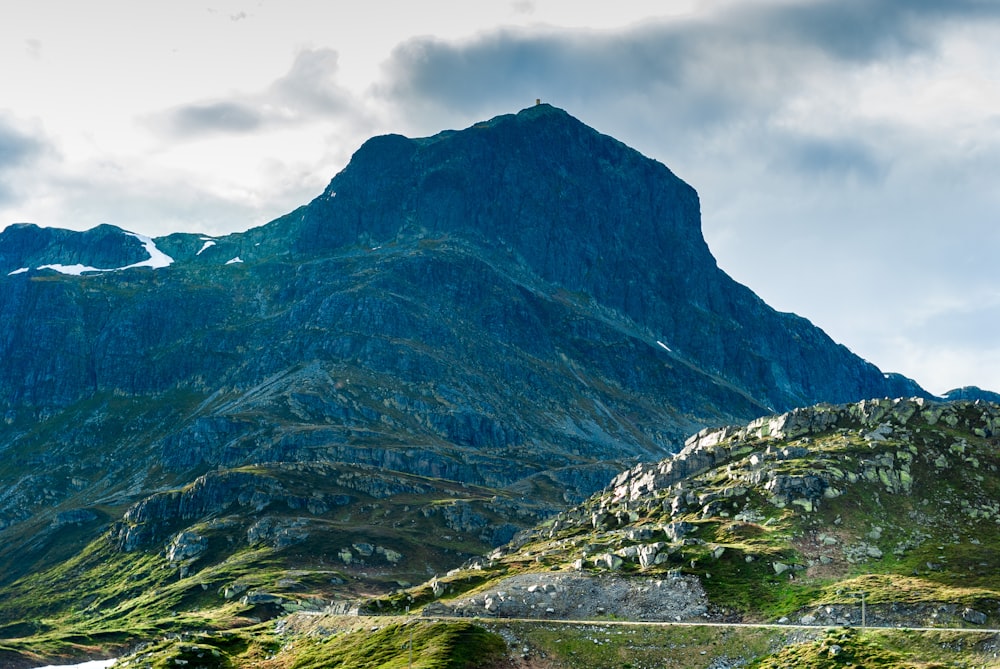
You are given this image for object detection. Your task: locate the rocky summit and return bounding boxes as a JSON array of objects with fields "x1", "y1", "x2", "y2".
[{"x1": 0, "y1": 105, "x2": 987, "y2": 666}]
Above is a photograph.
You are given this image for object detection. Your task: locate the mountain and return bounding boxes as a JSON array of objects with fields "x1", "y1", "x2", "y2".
[
  {"x1": 942, "y1": 386, "x2": 1000, "y2": 403},
  {"x1": 0, "y1": 104, "x2": 946, "y2": 664}
]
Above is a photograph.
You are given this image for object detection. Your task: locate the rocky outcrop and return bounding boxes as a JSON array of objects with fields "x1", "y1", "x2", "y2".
[
  {"x1": 499, "y1": 398, "x2": 1000, "y2": 581},
  {"x1": 112, "y1": 468, "x2": 350, "y2": 552},
  {"x1": 51, "y1": 509, "x2": 100, "y2": 528},
  {"x1": 610, "y1": 397, "x2": 1000, "y2": 504}
]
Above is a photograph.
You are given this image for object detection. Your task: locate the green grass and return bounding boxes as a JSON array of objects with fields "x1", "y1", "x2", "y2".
[
  {"x1": 485, "y1": 621, "x2": 795, "y2": 669},
  {"x1": 286, "y1": 621, "x2": 506, "y2": 669},
  {"x1": 750, "y1": 627, "x2": 1000, "y2": 668}
]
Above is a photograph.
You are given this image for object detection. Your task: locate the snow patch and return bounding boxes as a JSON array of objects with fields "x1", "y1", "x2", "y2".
[
  {"x1": 32, "y1": 231, "x2": 173, "y2": 275},
  {"x1": 122, "y1": 232, "x2": 173, "y2": 269},
  {"x1": 225, "y1": 256, "x2": 243, "y2": 265},
  {"x1": 196, "y1": 240, "x2": 216, "y2": 255},
  {"x1": 36, "y1": 660, "x2": 117, "y2": 669},
  {"x1": 38, "y1": 263, "x2": 103, "y2": 276},
  {"x1": 7, "y1": 267, "x2": 29, "y2": 275}
]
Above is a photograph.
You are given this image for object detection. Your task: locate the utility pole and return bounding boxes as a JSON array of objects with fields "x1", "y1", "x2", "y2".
[{"x1": 849, "y1": 591, "x2": 867, "y2": 628}]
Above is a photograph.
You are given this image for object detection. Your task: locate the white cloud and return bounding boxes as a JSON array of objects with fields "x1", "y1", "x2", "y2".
[
  {"x1": 148, "y1": 48, "x2": 360, "y2": 140},
  {"x1": 0, "y1": 113, "x2": 48, "y2": 205}
]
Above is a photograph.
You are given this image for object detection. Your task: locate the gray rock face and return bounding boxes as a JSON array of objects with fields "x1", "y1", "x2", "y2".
[
  {"x1": 112, "y1": 467, "x2": 352, "y2": 552},
  {"x1": 422, "y1": 571, "x2": 707, "y2": 621},
  {"x1": 166, "y1": 530, "x2": 207, "y2": 563}
]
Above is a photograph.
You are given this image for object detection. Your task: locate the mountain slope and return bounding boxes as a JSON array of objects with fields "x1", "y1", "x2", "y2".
[
  {"x1": 264, "y1": 103, "x2": 924, "y2": 411},
  {"x1": 414, "y1": 397, "x2": 1000, "y2": 625},
  {"x1": 0, "y1": 104, "x2": 947, "y2": 663}
]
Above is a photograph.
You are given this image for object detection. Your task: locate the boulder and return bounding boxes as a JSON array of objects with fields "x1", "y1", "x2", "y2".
[
  {"x1": 962, "y1": 608, "x2": 987, "y2": 625},
  {"x1": 593, "y1": 553, "x2": 624, "y2": 571},
  {"x1": 166, "y1": 531, "x2": 207, "y2": 563}
]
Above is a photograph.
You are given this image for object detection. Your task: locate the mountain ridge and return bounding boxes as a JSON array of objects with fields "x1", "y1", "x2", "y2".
[{"x1": 3, "y1": 105, "x2": 933, "y2": 413}]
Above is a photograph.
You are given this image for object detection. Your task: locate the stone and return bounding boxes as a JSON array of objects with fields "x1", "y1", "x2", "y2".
[
  {"x1": 166, "y1": 531, "x2": 207, "y2": 564},
  {"x1": 222, "y1": 583, "x2": 249, "y2": 599},
  {"x1": 241, "y1": 591, "x2": 283, "y2": 605},
  {"x1": 593, "y1": 553, "x2": 624, "y2": 571},
  {"x1": 962, "y1": 608, "x2": 987, "y2": 625},
  {"x1": 663, "y1": 521, "x2": 694, "y2": 542},
  {"x1": 637, "y1": 543, "x2": 661, "y2": 568},
  {"x1": 376, "y1": 546, "x2": 404, "y2": 564},
  {"x1": 352, "y1": 542, "x2": 374, "y2": 557}
]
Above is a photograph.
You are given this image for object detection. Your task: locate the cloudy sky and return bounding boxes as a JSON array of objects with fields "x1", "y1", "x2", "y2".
[{"x1": 2, "y1": 0, "x2": 998, "y2": 395}]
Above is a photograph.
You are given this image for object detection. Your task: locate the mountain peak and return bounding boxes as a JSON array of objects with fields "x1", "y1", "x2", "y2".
[
  {"x1": 299, "y1": 102, "x2": 705, "y2": 297},
  {"x1": 283, "y1": 106, "x2": 918, "y2": 411}
]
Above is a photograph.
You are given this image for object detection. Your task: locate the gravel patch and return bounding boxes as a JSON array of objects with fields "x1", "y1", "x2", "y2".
[{"x1": 422, "y1": 571, "x2": 707, "y2": 621}]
